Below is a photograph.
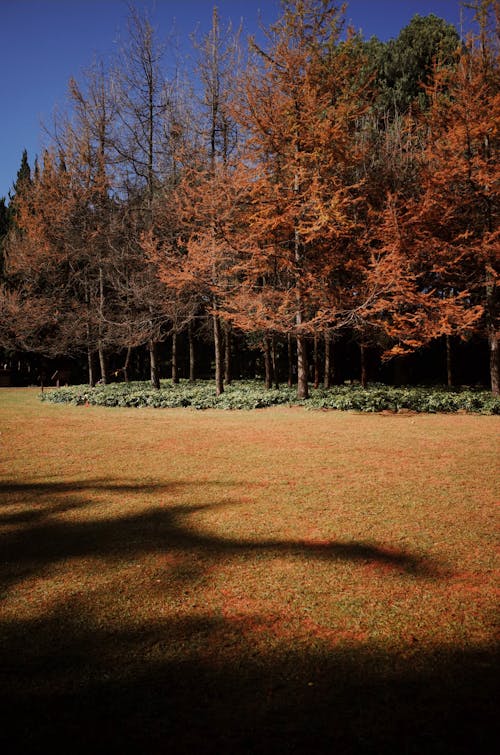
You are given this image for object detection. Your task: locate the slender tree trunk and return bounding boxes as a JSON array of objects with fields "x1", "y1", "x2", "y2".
[
  {"x1": 297, "y1": 334, "x2": 308, "y2": 399},
  {"x1": 360, "y1": 342, "x2": 367, "y2": 388},
  {"x1": 123, "y1": 346, "x2": 132, "y2": 383},
  {"x1": 272, "y1": 335, "x2": 279, "y2": 389},
  {"x1": 171, "y1": 331, "x2": 179, "y2": 384},
  {"x1": 294, "y1": 298, "x2": 308, "y2": 398},
  {"x1": 188, "y1": 320, "x2": 196, "y2": 382},
  {"x1": 486, "y1": 268, "x2": 498, "y2": 395},
  {"x1": 313, "y1": 332, "x2": 319, "y2": 389},
  {"x1": 87, "y1": 337, "x2": 95, "y2": 388},
  {"x1": 323, "y1": 331, "x2": 331, "y2": 389},
  {"x1": 294, "y1": 225, "x2": 308, "y2": 398},
  {"x1": 224, "y1": 322, "x2": 232, "y2": 385},
  {"x1": 294, "y1": 145, "x2": 308, "y2": 399},
  {"x1": 149, "y1": 340, "x2": 160, "y2": 389},
  {"x1": 98, "y1": 265, "x2": 107, "y2": 384},
  {"x1": 446, "y1": 335, "x2": 453, "y2": 387},
  {"x1": 287, "y1": 332, "x2": 293, "y2": 387},
  {"x1": 264, "y1": 337, "x2": 272, "y2": 390},
  {"x1": 213, "y1": 313, "x2": 224, "y2": 395},
  {"x1": 482, "y1": 155, "x2": 498, "y2": 395},
  {"x1": 489, "y1": 326, "x2": 499, "y2": 395},
  {"x1": 98, "y1": 346, "x2": 107, "y2": 385},
  {"x1": 84, "y1": 279, "x2": 95, "y2": 387}
]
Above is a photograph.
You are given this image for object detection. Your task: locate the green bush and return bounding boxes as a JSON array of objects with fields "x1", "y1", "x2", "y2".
[{"x1": 39, "y1": 380, "x2": 500, "y2": 414}]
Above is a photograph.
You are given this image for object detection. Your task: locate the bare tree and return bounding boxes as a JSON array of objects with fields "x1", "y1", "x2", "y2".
[{"x1": 192, "y1": 6, "x2": 241, "y2": 395}]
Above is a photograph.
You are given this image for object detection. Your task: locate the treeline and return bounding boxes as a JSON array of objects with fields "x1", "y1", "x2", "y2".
[{"x1": 0, "y1": 0, "x2": 498, "y2": 395}]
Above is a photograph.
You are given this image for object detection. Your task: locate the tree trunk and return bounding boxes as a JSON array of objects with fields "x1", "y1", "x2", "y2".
[
  {"x1": 171, "y1": 331, "x2": 179, "y2": 384},
  {"x1": 489, "y1": 326, "x2": 499, "y2": 395},
  {"x1": 287, "y1": 332, "x2": 293, "y2": 387},
  {"x1": 360, "y1": 342, "x2": 367, "y2": 388},
  {"x1": 293, "y1": 148, "x2": 308, "y2": 398},
  {"x1": 272, "y1": 335, "x2": 279, "y2": 389},
  {"x1": 213, "y1": 313, "x2": 224, "y2": 395},
  {"x1": 224, "y1": 322, "x2": 232, "y2": 385},
  {"x1": 264, "y1": 337, "x2": 272, "y2": 390},
  {"x1": 294, "y1": 268, "x2": 308, "y2": 398},
  {"x1": 323, "y1": 332, "x2": 331, "y2": 389},
  {"x1": 297, "y1": 334, "x2": 308, "y2": 399},
  {"x1": 313, "y1": 332, "x2": 319, "y2": 389},
  {"x1": 87, "y1": 345, "x2": 95, "y2": 388},
  {"x1": 188, "y1": 321, "x2": 196, "y2": 382},
  {"x1": 98, "y1": 345, "x2": 107, "y2": 385},
  {"x1": 446, "y1": 335, "x2": 453, "y2": 387},
  {"x1": 123, "y1": 346, "x2": 132, "y2": 383},
  {"x1": 39, "y1": 358, "x2": 45, "y2": 393},
  {"x1": 149, "y1": 340, "x2": 160, "y2": 389},
  {"x1": 486, "y1": 267, "x2": 498, "y2": 395},
  {"x1": 97, "y1": 265, "x2": 107, "y2": 384}
]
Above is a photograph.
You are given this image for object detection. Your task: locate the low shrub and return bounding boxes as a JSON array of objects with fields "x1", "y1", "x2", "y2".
[{"x1": 39, "y1": 380, "x2": 500, "y2": 414}]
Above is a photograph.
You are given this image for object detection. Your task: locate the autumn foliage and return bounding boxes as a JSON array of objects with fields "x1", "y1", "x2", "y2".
[{"x1": 1, "y1": 0, "x2": 499, "y2": 393}]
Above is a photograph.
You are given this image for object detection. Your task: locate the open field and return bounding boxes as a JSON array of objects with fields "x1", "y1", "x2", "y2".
[{"x1": 1, "y1": 388, "x2": 499, "y2": 753}]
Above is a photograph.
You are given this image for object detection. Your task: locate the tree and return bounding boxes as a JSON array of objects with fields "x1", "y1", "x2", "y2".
[
  {"x1": 3, "y1": 2, "x2": 495, "y2": 392},
  {"x1": 0, "y1": 151, "x2": 86, "y2": 362},
  {"x1": 4, "y1": 64, "x2": 121, "y2": 385},
  {"x1": 400, "y1": 2, "x2": 499, "y2": 392},
  {"x1": 224, "y1": 0, "x2": 371, "y2": 398},
  {"x1": 0, "y1": 197, "x2": 9, "y2": 281},
  {"x1": 63, "y1": 61, "x2": 120, "y2": 384},
  {"x1": 5, "y1": 149, "x2": 32, "y2": 247},
  {"x1": 113, "y1": 7, "x2": 187, "y2": 388},
  {"x1": 148, "y1": 6, "x2": 242, "y2": 395},
  {"x1": 373, "y1": 14, "x2": 460, "y2": 118},
  {"x1": 192, "y1": 6, "x2": 242, "y2": 395},
  {"x1": 9, "y1": 149, "x2": 32, "y2": 204}
]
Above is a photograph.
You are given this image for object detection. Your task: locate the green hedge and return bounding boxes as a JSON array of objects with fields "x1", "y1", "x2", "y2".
[{"x1": 39, "y1": 380, "x2": 500, "y2": 413}]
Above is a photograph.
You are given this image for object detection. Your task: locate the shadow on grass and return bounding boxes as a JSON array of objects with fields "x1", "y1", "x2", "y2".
[
  {"x1": 0, "y1": 479, "x2": 174, "y2": 524},
  {"x1": 1, "y1": 479, "x2": 494, "y2": 753},
  {"x1": 0, "y1": 606, "x2": 497, "y2": 754},
  {"x1": 1, "y1": 479, "x2": 440, "y2": 593}
]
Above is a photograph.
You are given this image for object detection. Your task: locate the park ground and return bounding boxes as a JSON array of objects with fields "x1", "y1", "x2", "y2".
[{"x1": 0, "y1": 388, "x2": 498, "y2": 753}]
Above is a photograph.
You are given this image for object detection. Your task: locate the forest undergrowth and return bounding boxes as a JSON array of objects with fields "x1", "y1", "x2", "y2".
[{"x1": 39, "y1": 379, "x2": 500, "y2": 413}]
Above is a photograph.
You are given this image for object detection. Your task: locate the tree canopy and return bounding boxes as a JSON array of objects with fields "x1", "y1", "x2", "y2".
[{"x1": 1, "y1": 1, "x2": 498, "y2": 394}]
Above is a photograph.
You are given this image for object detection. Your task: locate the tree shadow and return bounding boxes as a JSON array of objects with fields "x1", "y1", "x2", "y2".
[
  {"x1": 0, "y1": 478, "x2": 185, "y2": 505},
  {"x1": 2, "y1": 478, "x2": 488, "y2": 753},
  {"x1": 0, "y1": 603, "x2": 497, "y2": 754},
  {"x1": 0, "y1": 478, "x2": 442, "y2": 595}
]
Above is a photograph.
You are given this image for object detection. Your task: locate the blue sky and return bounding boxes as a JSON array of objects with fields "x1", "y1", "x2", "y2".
[{"x1": 1, "y1": 0, "x2": 469, "y2": 201}]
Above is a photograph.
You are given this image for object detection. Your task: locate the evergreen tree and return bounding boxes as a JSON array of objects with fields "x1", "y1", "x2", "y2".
[
  {"x1": 10, "y1": 149, "x2": 31, "y2": 198},
  {"x1": 0, "y1": 197, "x2": 9, "y2": 281},
  {"x1": 8, "y1": 149, "x2": 32, "y2": 229},
  {"x1": 376, "y1": 14, "x2": 460, "y2": 116}
]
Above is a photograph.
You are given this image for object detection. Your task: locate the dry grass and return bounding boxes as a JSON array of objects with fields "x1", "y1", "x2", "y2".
[{"x1": 1, "y1": 388, "x2": 499, "y2": 753}]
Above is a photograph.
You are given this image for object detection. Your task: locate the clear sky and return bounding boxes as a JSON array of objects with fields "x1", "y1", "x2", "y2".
[{"x1": 0, "y1": 0, "x2": 469, "y2": 201}]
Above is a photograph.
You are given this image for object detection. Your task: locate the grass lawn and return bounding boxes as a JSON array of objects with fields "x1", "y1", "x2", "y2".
[{"x1": 1, "y1": 387, "x2": 498, "y2": 753}]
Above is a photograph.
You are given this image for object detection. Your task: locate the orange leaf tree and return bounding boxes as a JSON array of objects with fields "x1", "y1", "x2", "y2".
[
  {"x1": 398, "y1": 2, "x2": 499, "y2": 392},
  {"x1": 221, "y1": 0, "x2": 374, "y2": 397}
]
